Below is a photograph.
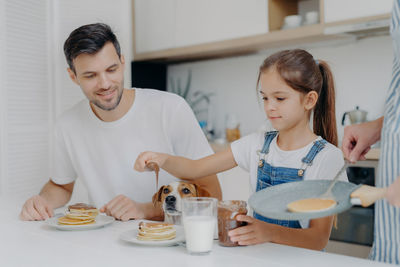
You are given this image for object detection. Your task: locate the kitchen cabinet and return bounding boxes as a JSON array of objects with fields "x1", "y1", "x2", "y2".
[
  {"x1": 133, "y1": 0, "x2": 268, "y2": 54},
  {"x1": 132, "y1": 0, "x2": 392, "y2": 62},
  {"x1": 174, "y1": 0, "x2": 268, "y2": 48},
  {"x1": 134, "y1": 0, "x2": 175, "y2": 53},
  {"x1": 324, "y1": 0, "x2": 393, "y2": 23}
]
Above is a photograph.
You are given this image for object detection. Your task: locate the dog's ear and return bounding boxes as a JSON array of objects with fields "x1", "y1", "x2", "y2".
[
  {"x1": 152, "y1": 186, "x2": 165, "y2": 207},
  {"x1": 194, "y1": 184, "x2": 211, "y2": 197}
]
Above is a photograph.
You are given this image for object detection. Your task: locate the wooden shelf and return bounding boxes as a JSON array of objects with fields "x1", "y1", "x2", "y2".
[{"x1": 134, "y1": 24, "x2": 351, "y2": 62}]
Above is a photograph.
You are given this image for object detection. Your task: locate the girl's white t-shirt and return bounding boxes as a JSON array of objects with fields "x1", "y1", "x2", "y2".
[{"x1": 231, "y1": 131, "x2": 348, "y2": 193}]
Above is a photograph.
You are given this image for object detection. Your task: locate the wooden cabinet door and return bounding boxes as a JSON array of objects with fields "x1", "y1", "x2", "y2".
[
  {"x1": 324, "y1": 0, "x2": 393, "y2": 23},
  {"x1": 174, "y1": 0, "x2": 268, "y2": 47},
  {"x1": 134, "y1": 0, "x2": 175, "y2": 53}
]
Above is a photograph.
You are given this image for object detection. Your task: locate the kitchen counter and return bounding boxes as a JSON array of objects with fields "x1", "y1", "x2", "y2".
[
  {"x1": 210, "y1": 142, "x2": 381, "y2": 160},
  {"x1": 2, "y1": 198, "x2": 394, "y2": 267}
]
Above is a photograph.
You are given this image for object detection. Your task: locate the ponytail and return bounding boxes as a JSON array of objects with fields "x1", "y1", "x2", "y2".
[{"x1": 313, "y1": 61, "x2": 338, "y2": 146}]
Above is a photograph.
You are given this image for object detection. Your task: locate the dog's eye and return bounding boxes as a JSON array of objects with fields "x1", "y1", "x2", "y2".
[
  {"x1": 182, "y1": 188, "x2": 191, "y2": 194},
  {"x1": 163, "y1": 188, "x2": 169, "y2": 194}
]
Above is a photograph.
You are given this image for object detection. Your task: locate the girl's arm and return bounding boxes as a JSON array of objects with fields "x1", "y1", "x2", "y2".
[
  {"x1": 134, "y1": 148, "x2": 238, "y2": 180},
  {"x1": 229, "y1": 215, "x2": 334, "y2": 250}
]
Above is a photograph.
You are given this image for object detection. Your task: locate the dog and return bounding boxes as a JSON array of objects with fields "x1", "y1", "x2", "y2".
[{"x1": 152, "y1": 181, "x2": 210, "y2": 224}]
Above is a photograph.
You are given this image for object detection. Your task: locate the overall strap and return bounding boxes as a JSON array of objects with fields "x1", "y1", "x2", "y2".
[
  {"x1": 301, "y1": 139, "x2": 328, "y2": 165},
  {"x1": 260, "y1": 131, "x2": 279, "y2": 154}
]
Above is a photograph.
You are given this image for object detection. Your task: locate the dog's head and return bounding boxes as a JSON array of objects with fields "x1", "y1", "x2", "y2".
[{"x1": 152, "y1": 181, "x2": 210, "y2": 213}]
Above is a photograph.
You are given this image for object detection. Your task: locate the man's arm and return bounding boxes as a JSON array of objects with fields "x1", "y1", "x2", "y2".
[{"x1": 19, "y1": 180, "x2": 74, "y2": 221}]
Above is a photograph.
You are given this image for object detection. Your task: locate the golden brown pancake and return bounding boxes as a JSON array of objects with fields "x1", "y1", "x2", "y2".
[
  {"x1": 57, "y1": 216, "x2": 95, "y2": 225},
  {"x1": 68, "y1": 203, "x2": 99, "y2": 217},
  {"x1": 137, "y1": 222, "x2": 176, "y2": 241},
  {"x1": 287, "y1": 198, "x2": 337, "y2": 213}
]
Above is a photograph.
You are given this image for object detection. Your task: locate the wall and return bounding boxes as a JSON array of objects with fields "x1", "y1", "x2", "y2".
[
  {"x1": 167, "y1": 35, "x2": 393, "y2": 143},
  {"x1": 0, "y1": 0, "x2": 133, "y2": 201}
]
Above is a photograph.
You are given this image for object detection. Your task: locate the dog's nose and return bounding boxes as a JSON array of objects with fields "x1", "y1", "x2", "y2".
[{"x1": 165, "y1": 195, "x2": 176, "y2": 204}]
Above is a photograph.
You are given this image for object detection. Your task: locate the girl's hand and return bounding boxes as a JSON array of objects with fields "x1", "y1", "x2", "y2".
[
  {"x1": 134, "y1": 151, "x2": 168, "y2": 172},
  {"x1": 228, "y1": 215, "x2": 273, "y2": 246}
]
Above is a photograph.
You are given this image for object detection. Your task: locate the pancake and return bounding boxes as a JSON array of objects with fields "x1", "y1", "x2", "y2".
[
  {"x1": 287, "y1": 198, "x2": 337, "y2": 213},
  {"x1": 65, "y1": 212, "x2": 96, "y2": 220},
  {"x1": 57, "y1": 216, "x2": 95, "y2": 225},
  {"x1": 68, "y1": 203, "x2": 99, "y2": 217},
  {"x1": 137, "y1": 222, "x2": 176, "y2": 241},
  {"x1": 57, "y1": 203, "x2": 99, "y2": 225}
]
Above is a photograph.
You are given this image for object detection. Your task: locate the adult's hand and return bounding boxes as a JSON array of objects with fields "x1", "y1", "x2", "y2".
[
  {"x1": 100, "y1": 195, "x2": 146, "y2": 221},
  {"x1": 20, "y1": 195, "x2": 54, "y2": 221},
  {"x1": 342, "y1": 117, "x2": 383, "y2": 163},
  {"x1": 387, "y1": 177, "x2": 400, "y2": 207}
]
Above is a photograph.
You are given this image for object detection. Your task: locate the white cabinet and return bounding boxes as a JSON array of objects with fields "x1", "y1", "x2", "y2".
[
  {"x1": 324, "y1": 0, "x2": 393, "y2": 23},
  {"x1": 134, "y1": 0, "x2": 175, "y2": 53},
  {"x1": 175, "y1": 0, "x2": 268, "y2": 47},
  {"x1": 133, "y1": 0, "x2": 268, "y2": 53}
]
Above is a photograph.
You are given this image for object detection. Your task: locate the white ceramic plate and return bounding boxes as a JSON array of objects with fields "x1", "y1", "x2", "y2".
[
  {"x1": 120, "y1": 225, "x2": 185, "y2": 246},
  {"x1": 45, "y1": 214, "x2": 115, "y2": 231}
]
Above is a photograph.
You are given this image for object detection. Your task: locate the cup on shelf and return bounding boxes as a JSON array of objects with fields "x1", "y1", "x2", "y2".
[
  {"x1": 283, "y1": 15, "x2": 302, "y2": 29},
  {"x1": 304, "y1": 11, "x2": 319, "y2": 25}
]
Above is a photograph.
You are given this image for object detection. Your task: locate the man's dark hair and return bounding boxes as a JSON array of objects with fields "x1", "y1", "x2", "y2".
[{"x1": 63, "y1": 23, "x2": 121, "y2": 73}]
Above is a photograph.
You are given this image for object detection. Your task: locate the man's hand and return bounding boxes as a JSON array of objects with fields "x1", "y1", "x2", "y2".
[
  {"x1": 387, "y1": 177, "x2": 400, "y2": 207},
  {"x1": 342, "y1": 117, "x2": 383, "y2": 163},
  {"x1": 100, "y1": 195, "x2": 146, "y2": 221},
  {"x1": 20, "y1": 195, "x2": 54, "y2": 221}
]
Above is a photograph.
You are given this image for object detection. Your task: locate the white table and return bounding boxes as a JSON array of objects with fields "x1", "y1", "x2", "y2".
[{"x1": 1, "y1": 198, "x2": 394, "y2": 267}]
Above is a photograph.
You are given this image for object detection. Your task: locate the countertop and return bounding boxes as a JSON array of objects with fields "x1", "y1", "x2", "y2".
[
  {"x1": 210, "y1": 142, "x2": 380, "y2": 160},
  {"x1": 1, "y1": 198, "x2": 393, "y2": 267}
]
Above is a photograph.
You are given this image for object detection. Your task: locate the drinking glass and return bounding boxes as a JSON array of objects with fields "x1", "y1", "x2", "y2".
[{"x1": 182, "y1": 197, "x2": 217, "y2": 255}]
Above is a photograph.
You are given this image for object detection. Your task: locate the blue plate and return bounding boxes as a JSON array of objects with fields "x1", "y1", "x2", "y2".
[{"x1": 248, "y1": 180, "x2": 361, "y2": 220}]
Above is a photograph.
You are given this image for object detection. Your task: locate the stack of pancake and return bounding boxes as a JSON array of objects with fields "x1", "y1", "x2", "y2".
[
  {"x1": 58, "y1": 203, "x2": 99, "y2": 225},
  {"x1": 137, "y1": 222, "x2": 176, "y2": 241}
]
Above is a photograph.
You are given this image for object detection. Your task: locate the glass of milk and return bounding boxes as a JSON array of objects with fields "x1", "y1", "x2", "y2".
[{"x1": 182, "y1": 197, "x2": 217, "y2": 255}]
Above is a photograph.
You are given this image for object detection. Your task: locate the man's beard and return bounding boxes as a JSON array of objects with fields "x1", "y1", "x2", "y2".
[{"x1": 91, "y1": 86, "x2": 124, "y2": 111}]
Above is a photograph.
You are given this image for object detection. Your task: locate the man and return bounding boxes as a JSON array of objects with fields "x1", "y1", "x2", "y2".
[
  {"x1": 342, "y1": 1, "x2": 400, "y2": 264},
  {"x1": 19, "y1": 23, "x2": 221, "y2": 221}
]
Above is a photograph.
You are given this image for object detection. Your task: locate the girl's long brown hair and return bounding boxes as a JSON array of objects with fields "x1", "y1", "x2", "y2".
[{"x1": 257, "y1": 49, "x2": 338, "y2": 146}]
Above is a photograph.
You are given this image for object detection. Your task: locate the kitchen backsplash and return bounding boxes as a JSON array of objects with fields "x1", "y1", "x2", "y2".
[{"x1": 167, "y1": 35, "x2": 393, "y2": 142}]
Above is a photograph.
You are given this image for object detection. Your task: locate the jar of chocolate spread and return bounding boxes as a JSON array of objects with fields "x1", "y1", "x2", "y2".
[{"x1": 217, "y1": 200, "x2": 247, "y2": 247}]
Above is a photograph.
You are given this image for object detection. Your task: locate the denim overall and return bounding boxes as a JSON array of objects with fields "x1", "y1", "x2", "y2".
[{"x1": 254, "y1": 131, "x2": 327, "y2": 228}]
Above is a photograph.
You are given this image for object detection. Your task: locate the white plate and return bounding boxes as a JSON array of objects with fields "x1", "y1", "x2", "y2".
[
  {"x1": 45, "y1": 214, "x2": 115, "y2": 231},
  {"x1": 120, "y1": 225, "x2": 185, "y2": 246}
]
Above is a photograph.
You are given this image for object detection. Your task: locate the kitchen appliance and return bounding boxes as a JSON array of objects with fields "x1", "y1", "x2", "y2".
[
  {"x1": 330, "y1": 162, "x2": 378, "y2": 246},
  {"x1": 341, "y1": 106, "x2": 368, "y2": 125}
]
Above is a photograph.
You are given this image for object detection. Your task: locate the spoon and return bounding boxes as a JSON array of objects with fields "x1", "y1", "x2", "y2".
[{"x1": 319, "y1": 160, "x2": 349, "y2": 200}]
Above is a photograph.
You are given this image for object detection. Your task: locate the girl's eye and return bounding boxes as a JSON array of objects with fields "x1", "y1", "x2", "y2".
[
  {"x1": 182, "y1": 188, "x2": 191, "y2": 194},
  {"x1": 277, "y1": 98, "x2": 285, "y2": 101},
  {"x1": 262, "y1": 97, "x2": 268, "y2": 101}
]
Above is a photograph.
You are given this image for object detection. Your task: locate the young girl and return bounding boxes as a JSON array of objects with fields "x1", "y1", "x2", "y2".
[{"x1": 134, "y1": 49, "x2": 347, "y2": 250}]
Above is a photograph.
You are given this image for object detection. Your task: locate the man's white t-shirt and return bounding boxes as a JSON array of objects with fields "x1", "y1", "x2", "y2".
[
  {"x1": 231, "y1": 131, "x2": 348, "y2": 193},
  {"x1": 51, "y1": 88, "x2": 213, "y2": 207}
]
